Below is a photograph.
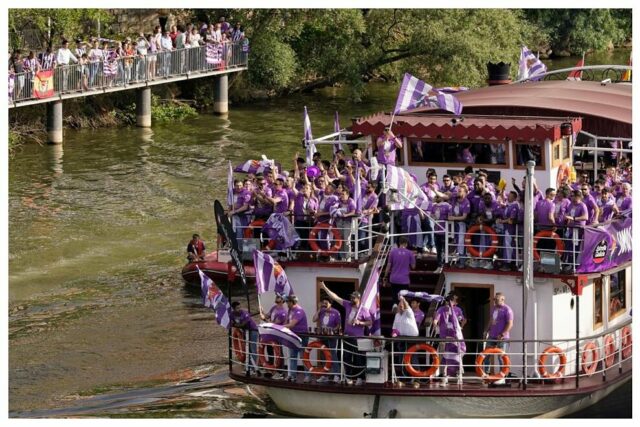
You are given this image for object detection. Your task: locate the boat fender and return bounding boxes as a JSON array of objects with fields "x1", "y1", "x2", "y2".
[
  {"x1": 464, "y1": 225, "x2": 499, "y2": 258},
  {"x1": 621, "y1": 326, "x2": 632, "y2": 360},
  {"x1": 258, "y1": 340, "x2": 283, "y2": 370},
  {"x1": 537, "y1": 346, "x2": 566, "y2": 379},
  {"x1": 604, "y1": 334, "x2": 616, "y2": 368},
  {"x1": 309, "y1": 222, "x2": 343, "y2": 256},
  {"x1": 533, "y1": 230, "x2": 565, "y2": 261},
  {"x1": 302, "y1": 341, "x2": 333, "y2": 374},
  {"x1": 475, "y1": 347, "x2": 511, "y2": 382},
  {"x1": 244, "y1": 219, "x2": 277, "y2": 250},
  {"x1": 580, "y1": 341, "x2": 599, "y2": 375},
  {"x1": 231, "y1": 328, "x2": 247, "y2": 363},
  {"x1": 403, "y1": 343, "x2": 440, "y2": 378}
]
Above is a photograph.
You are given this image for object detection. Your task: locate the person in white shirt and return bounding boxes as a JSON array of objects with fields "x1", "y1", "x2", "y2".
[
  {"x1": 160, "y1": 30, "x2": 173, "y2": 76},
  {"x1": 56, "y1": 40, "x2": 78, "y2": 91},
  {"x1": 87, "y1": 39, "x2": 103, "y2": 87},
  {"x1": 135, "y1": 33, "x2": 148, "y2": 80},
  {"x1": 391, "y1": 295, "x2": 419, "y2": 385}
]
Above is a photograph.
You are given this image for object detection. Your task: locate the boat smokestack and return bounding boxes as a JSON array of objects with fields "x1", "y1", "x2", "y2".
[{"x1": 487, "y1": 62, "x2": 512, "y2": 86}]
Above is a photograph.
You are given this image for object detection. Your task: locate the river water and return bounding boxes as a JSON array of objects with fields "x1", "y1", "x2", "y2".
[{"x1": 8, "y1": 50, "x2": 631, "y2": 418}]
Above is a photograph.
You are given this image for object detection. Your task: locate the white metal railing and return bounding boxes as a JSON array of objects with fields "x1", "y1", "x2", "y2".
[
  {"x1": 8, "y1": 41, "x2": 248, "y2": 104},
  {"x1": 230, "y1": 321, "x2": 632, "y2": 387}
]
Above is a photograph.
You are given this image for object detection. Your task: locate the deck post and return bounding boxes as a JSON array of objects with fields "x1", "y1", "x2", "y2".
[
  {"x1": 136, "y1": 87, "x2": 152, "y2": 128},
  {"x1": 46, "y1": 100, "x2": 63, "y2": 144},
  {"x1": 214, "y1": 74, "x2": 229, "y2": 114}
]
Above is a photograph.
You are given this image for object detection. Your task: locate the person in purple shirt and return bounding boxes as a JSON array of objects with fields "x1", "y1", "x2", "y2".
[
  {"x1": 496, "y1": 191, "x2": 520, "y2": 270},
  {"x1": 553, "y1": 187, "x2": 571, "y2": 228},
  {"x1": 616, "y1": 183, "x2": 632, "y2": 212},
  {"x1": 333, "y1": 188, "x2": 357, "y2": 260},
  {"x1": 598, "y1": 188, "x2": 619, "y2": 223},
  {"x1": 282, "y1": 295, "x2": 310, "y2": 382},
  {"x1": 230, "y1": 301, "x2": 259, "y2": 372},
  {"x1": 439, "y1": 174, "x2": 457, "y2": 200},
  {"x1": 384, "y1": 237, "x2": 416, "y2": 305},
  {"x1": 315, "y1": 183, "x2": 339, "y2": 224},
  {"x1": 290, "y1": 183, "x2": 318, "y2": 250},
  {"x1": 359, "y1": 182, "x2": 379, "y2": 241},
  {"x1": 229, "y1": 179, "x2": 252, "y2": 241},
  {"x1": 449, "y1": 185, "x2": 471, "y2": 267},
  {"x1": 252, "y1": 177, "x2": 274, "y2": 220},
  {"x1": 433, "y1": 293, "x2": 467, "y2": 381},
  {"x1": 420, "y1": 173, "x2": 442, "y2": 252},
  {"x1": 473, "y1": 192, "x2": 500, "y2": 269},
  {"x1": 564, "y1": 190, "x2": 589, "y2": 268},
  {"x1": 260, "y1": 294, "x2": 288, "y2": 325},
  {"x1": 320, "y1": 282, "x2": 372, "y2": 386},
  {"x1": 410, "y1": 299, "x2": 425, "y2": 331},
  {"x1": 373, "y1": 126, "x2": 402, "y2": 166},
  {"x1": 270, "y1": 178, "x2": 290, "y2": 215},
  {"x1": 430, "y1": 194, "x2": 451, "y2": 271},
  {"x1": 580, "y1": 183, "x2": 600, "y2": 225},
  {"x1": 483, "y1": 293, "x2": 513, "y2": 382},
  {"x1": 534, "y1": 188, "x2": 556, "y2": 227},
  {"x1": 312, "y1": 297, "x2": 343, "y2": 383},
  {"x1": 401, "y1": 205, "x2": 424, "y2": 251}
]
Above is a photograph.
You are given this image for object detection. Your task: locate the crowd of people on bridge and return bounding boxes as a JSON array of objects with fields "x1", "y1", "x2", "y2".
[
  {"x1": 9, "y1": 16, "x2": 246, "y2": 100},
  {"x1": 227, "y1": 127, "x2": 632, "y2": 272}
]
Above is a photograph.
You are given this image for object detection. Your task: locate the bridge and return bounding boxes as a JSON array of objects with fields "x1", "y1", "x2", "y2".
[{"x1": 8, "y1": 41, "x2": 248, "y2": 143}]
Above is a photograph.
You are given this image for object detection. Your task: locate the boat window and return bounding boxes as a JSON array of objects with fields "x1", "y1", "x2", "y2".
[
  {"x1": 608, "y1": 269, "x2": 627, "y2": 319},
  {"x1": 593, "y1": 278, "x2": 603, "y2": 329},
  {"x1": 408, "y1": 138, "x2": 508, "y2": 168},
  {"x1": 513, "y1": 142, "x2": 545, "y2": 169}
]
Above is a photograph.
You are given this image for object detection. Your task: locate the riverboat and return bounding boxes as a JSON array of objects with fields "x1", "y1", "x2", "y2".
[{"x1": 221, "y1": 65, "x2": 632, "y2": 418}]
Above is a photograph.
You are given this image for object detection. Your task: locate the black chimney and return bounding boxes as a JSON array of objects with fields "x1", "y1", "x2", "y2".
[{"x1": 487, "y1": 62, "x2": 512, "y2": 86}]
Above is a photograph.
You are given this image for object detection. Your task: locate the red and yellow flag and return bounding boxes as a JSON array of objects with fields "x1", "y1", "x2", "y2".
[
  {"x1": 621, "y1": 54, "x2": 632, "y2": 82},
  {"x1": 33, "y1": 70, "x2": 54, "y2": 99}
]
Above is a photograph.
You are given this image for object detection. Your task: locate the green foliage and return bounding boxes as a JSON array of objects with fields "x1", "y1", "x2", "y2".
[
  {"x1": 150, "y1": 96, "x2": 198, "y2": 123},
  {"x1": 248, "y1": 34, "x2": 298, "y2": 92}
]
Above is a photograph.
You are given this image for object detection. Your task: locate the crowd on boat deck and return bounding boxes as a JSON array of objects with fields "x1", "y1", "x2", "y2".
[
  {"x1": 8, "y1": 16, "x2": 245, "y2": 98},
  {"x1": 227, "y1": 128, "x2": 632, "y2": 271}
]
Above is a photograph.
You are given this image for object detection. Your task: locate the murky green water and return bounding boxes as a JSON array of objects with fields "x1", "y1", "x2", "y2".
[{"x1": 8, "y1": 49, "x2": 631, "y2": 417}]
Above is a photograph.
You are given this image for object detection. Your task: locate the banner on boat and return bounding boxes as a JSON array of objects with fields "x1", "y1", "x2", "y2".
[
  {"x1": 577, "y1": 214, "x2": 632, "y2": 273},
  {"x1": 197, "y1": 266, "x2": 232, "y2": 329},
  {"x1": 33, "y1": 70, "x2": 54, "y2": 99},
  {"x1": 253, "y1": 250, "x2": 294, "y2": 296},
  {"x1": 258, "y1": 323, "x2": 302, "y2": 350}
]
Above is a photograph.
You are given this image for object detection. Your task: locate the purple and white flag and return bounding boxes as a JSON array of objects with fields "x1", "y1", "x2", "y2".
[
  {"x1": 103, "y1": 52, "x2": 118, "y2": 76},
  {"x1": 197, "y1": 266, "x2": 232, "y2": 329},
  {"x1": 227, "y1": 160, "x2": 234, "y2": 208},
  {"x1": 394, "y1": 73, "x2": 463, "y2": 115},
  {"x1": 385, "y1": 165, "x2": 431, "y2": 211},
  {"x1": 233, "y1": 159, "x2": 280, "y2": 174},
  {"x1": 241, "y1": 39, "x2": 250, "y2": 52},
  {"x1": 304, "y1": 106, "x2": 316, "y2": 165},
  {"x1": 253, "y1": 249, "x2": 294, "y2": 296},
  {"x1": 356, "y1": 257, "x2": 384, "y2": 333},
  {"x1": 518, "y1": 46, "x2": 547, "y2": 81},
  {"x1": 206, "y1": 42, "x2": 223, "y2": 64},
  {"x1": 577, "y1": 213, "x2": 632, "y2": 273},
  {"x1": 263, "y1": 213, "x2": 300, "y2": 249},
  {"x1": 333, "y1": 111, "x2": 343, "y2": 155},
  {"x1": 354, "y1": 165, "x2": 362, "y2": 214},
  {"x1": 399, "y1": 289, "x2": 445, "y2": 304},
  {"x1": 258, "y1": 323, "x2": 302, "y2": 350}
]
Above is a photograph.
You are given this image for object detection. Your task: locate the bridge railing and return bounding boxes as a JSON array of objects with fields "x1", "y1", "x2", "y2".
[{"x1": 8, "y1": 41, "x2": 248, "y2": 105}]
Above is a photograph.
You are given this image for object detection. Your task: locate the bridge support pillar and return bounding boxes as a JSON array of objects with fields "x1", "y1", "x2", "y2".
[
  {"x1": 46, "y1": 100, "x2": 64, "y2": 144},
  {"x1": 213, "y1": 75, "x2": 228, "y2": 115},
  {"x1": 136, "y1": 87, "x2": 152, "y2": 127}
]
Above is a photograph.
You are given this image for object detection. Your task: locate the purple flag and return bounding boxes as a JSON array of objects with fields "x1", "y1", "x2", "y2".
[
  {"x1": 304, "y1": 106, "x2": 316, "y2": 165},
  {"x1": 258, "y1": 323, "x2": 302, "y2": 350},
  {"x1": 385, "y1": 164, "x2": 431, "y2": 211},
  {"x1": 354, "y1": 165, "x2": 362, "y2": 214},
  {"x1": 263, "y1": 213, "x2": 300, "y2": 249},
  {"x1": 206, "y1": 42, "x2": 223, "y2": 64},
  {"x1": 356, "y1": 257, "x2": 383, "y2": 331},
  {"x1": 227, "y1": 160, "x2": 234, "y2": 208},
  {"x1": 577, "y1": 214, "x2": 632, "y2": 273},
  {"x1": 399, "y1": 289, "x2": 445, "y2": 304},
  {"x1": 103, "y1": 51, "x2": 118, "y2": 76},
  {"x1": 518, "y1": 46, "x2": 547, "y2": 81},
  {"x1": 253, "y1": 249, "x2": 294, "y2": 296},
  {"x1": 233, "y1": 159, "x2": 280, "y2": 174},
  {"x1": 333, "y1": 111, "x2": 343, "y2": 155},
  {"x1": 197, "y1": 266, "x2": 232, "y2": 329},
  {"x1": 394, "y1": 73, "x2": 463, "y2": 115}
]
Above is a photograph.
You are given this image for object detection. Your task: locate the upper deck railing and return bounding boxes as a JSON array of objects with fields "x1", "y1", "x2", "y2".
[
  {"x1": 8, "y1": 41, "x2": 248, "y2": 107},
  {"x1": 513, "y1": 64, "x2": 632, "y2": 84}
]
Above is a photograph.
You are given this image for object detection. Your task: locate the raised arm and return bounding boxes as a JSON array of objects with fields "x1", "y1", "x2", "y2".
[{"x1": 319, "y1": 281, "x2": 344, "y2": 305}]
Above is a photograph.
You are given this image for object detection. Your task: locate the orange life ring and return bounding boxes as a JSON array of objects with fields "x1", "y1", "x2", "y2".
[
  {"x1": 464, "y1": 224, "x2": 499, "y2": 258},
  {"x1": 556, "y1": 163, "x2": 571, "y2": 189},
  {"x1": 258, "y1": 339, "x2": 283, "y2": 370},
  {"x1": 475, "y1": 347, "x2": 511, "y2": 381},
  {"x1": 309, "y1": 222, "x2": 343, "y2": 256},
  {"x1": 581, "y1": 341, "x2": 599, "y2": 375},
  {"x1": 537, "y1": 346, "x2": 567, "y2": 378},
  {"x1": 403, "y1": 343, "x2": 440, "y2": 378},
  {"x1": 604, "y1": 334, "x2": 616, "y2": 368},
  {"x1": 231, "y1": 328, "x2": 246, "y2": 363},
  {"x1": 243, "y1": 219, "x2": 277, "y2": 250},
  {"x1": 533, "y1": 230, "x2": 566, "y2": 261},
  {"x1": 302, "y1": 340, "x2": 333, "y2": 375},
  {"x1": 621, "y1": 326, "x2": 632, "y2": 360}
]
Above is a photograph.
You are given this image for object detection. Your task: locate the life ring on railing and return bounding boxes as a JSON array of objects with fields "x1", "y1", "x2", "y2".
[
  {"x1": 243, "y1": 219, "x2": 277, "y2": 250},
  {"x1": 258, "y1": 340, "x2": 283, "y2": 370},
  {"x1": 556, "y1": 163, "x2": 571, "y2": 190},
  {"x1": 309, "y1": 222, "x2": 343, "y2": 256},
  {"x1": 604, "y1": 334, "x2": 616, "y2": 368},
  {"x1": 231, "y1": 328, "x2": 246, "y2": 363},
  {"x1": 302, "y1": 341, "x2": 333, "y2": 374},
  {"x1": 533, "y1": 230, "x2": 565, "y2": 261},
  {"x1": 403, "y1": 343, "x2": 440, "y2": 378},
  {"x1": 621, "y1": 326, "x2": 632, "y2": 360},
  {"x1": 537, "y1": 346, "x2": 567, "y2": 379},
  {"x1": 475, "y1": 347, "x2": 511, "y2": 381},
  {"x1": 464, "y1": 225, "x2": 499, "y2": 258},
  {"x1": 581, "y1": 341, "x2": 599, "y2": 375}
]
